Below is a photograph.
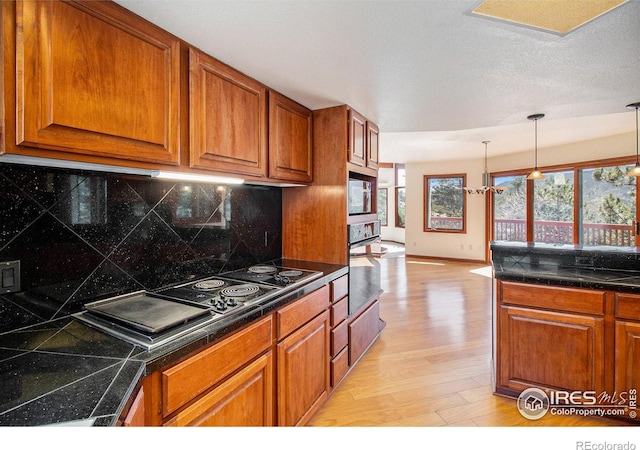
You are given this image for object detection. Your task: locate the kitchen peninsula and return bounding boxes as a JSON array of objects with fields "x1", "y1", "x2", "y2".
[{"x1": 491, "y1": 241, "x2": 640, "y2": 422}]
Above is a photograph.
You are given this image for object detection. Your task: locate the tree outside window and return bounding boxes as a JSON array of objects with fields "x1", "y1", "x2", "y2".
[
  {"x1": 533, "y1": 171, "x2": 574, "y2": 244},
  {"x1": 395, "y1": 187, "x2": 405, "y2": 228},
  {"x1": 580, "y1": 165, "x2": 636, "y2": 246},
  {"x1": 424, "y1": 174, "x2": 466, "y2": 233},
  {"x1": 493, "y1": 175, "x2": 527, "y2": 242},
  {"x1": 378, "y1": 188, "x2": 388, "y2": 226}
]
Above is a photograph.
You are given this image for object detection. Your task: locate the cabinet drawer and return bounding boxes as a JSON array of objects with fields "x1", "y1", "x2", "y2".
[
  {"x1": 331, "y1": 346, "x2": 349, "y2": 388},
  {"x1": 616, "y1": 293, "x2": 640, "y2": 320},
  {"x1": 500, "y1": 281, "x2": 605, "y2": 315},
  {"x1": 277, "y1": 285, "x2": 330, "y2": 339},
  {"x1": 349, "y1": 299, "x2": 380, "y2": 365},
  {"x1": 331, "y1": 296, "x2": 348, "y2": 326},
  {"x1": 162, "y1": 315, "x2": 273, "y2": 416},
  {"x1": 331, "y1": 275, "x2": 348, "y2": 302},
  {"x1": 331, "y1": 320, "x2": 348, "y2": 356}
]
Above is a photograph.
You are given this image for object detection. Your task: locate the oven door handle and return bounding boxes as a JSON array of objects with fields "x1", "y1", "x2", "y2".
[{"x1": 349, "y1": 235, "x2": 381, "y2": 249}]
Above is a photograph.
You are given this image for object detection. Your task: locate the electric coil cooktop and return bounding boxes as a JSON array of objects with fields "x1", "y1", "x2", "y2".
[{"x1": 75, "y1": 264, "x2": 323, "y2": 350}]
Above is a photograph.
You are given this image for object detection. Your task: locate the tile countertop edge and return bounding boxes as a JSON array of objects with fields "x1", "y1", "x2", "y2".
[{"x1": 107, "y1": 263, "x2": 348, "y2": 426}]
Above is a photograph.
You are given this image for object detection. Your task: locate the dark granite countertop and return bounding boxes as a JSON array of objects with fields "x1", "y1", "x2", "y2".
[
  {"x1": 0, "y1": 260, "x2": 347, "y2": 427},
  {"x1": 491, "y1": 241, "x2": 640, "y2": 293}
]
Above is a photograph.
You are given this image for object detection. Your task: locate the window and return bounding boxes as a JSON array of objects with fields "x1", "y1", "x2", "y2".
[
  {"x1": 395, "y1": 164, "x2": 406, "y2": 188},
  {"x1": 580, "y1": 165, "x2": 636, "y2": 246},
  {"x1": 424, "y1": 174, "x2": 466, "y2": 233},
  {"x1": 533, "y1": 170, "x2": 574, "y2": 244},
  {"x1": 395, "y1": 187, "x2": 405, "y2": 228},
  {"x1": 493, "y1": 175, "x2": 527, "y2": 242},
  {"x1": 377, "y1": 188, "x2": 388, "y2": 226},
  {"x1": 395, "y1": 163, "x2": 405, "y2": 228},
  {"x1": 491, "y1": 159, "x2": 638, "y2": 248}
]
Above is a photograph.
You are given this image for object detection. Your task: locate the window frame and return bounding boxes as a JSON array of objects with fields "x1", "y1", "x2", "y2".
[{"x1": 423, "y1": 173, "x2": 467, "y2": 234}]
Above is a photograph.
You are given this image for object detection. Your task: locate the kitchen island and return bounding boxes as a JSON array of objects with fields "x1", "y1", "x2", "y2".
[
  {"x1": 0, "y1": 259, "x2": 348, "y2": 426},
  {"x1": 491, "y1": 241, "x2": 640, "y2": 422}
]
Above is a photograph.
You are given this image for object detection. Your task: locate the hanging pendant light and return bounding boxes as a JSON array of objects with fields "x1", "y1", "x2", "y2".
[
  {"x1": 527, "y1": 113, "x2": 545, "y2": 180},
  {"x1": 482, "y1": 140, "x2": 491, "y2": 187},
  {"x1": 462, "y1": 140, "x2": 506, "y2": 194},
  {"x1": 626, "y1": 102, "x2": 640, "y2": 177}
]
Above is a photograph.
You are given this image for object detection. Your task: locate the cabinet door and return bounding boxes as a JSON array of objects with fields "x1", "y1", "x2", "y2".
[
  {"x1": 498, "y1": 305, "x2": 605, "y2": 394},
  {"x1": 348, "y1": 109, "x2": 366, "y2": 167},
  {"x1": 615, "y1": 321, "x2": 640, "y2": 396},
  {"x1": 277, "y1": 310, "x2": 330, "y2": 426},
  {"x1": 164, "y1": 352, "x2": 274, "y2": 426},
  {"x1": 189, "y1": 48, "x2": 268, "y2": 178},
  {"x1": 15, "y1": 0, "x2": 181, "y2": 165},
  {"x1": 268, "y1": 91, "x2": 312, "y2": 183},
  {"x1": 366, "y1": 121, "x2": 379, "y2": 170}
]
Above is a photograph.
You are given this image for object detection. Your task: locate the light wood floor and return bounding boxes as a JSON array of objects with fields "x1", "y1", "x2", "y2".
[{"x1": 308, "y1": 254, "x2": 625, "y2": 427}]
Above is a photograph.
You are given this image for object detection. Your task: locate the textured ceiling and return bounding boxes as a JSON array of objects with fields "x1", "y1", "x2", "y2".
[{"x1": 114, "y1": 0, "x2": 640, "y2": 163}]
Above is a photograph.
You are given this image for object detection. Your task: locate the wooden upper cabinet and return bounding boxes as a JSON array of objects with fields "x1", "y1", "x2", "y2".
[
  {"x1": 348, "y1": 109, "x2": 367, "y2": 167},
  {"x1": 15, "y1": 0, "x2": 181, "y2": 165},
  {"x1": 366, "y1": 121, "x2": 379, "y2": 170},
  {"x1": 188, "y1": 47, "x2": 268, "y2": 178},
  {"x1": 268, "y1": 91, "x2": 312, "y2": 183},
  {"x1": 348, "y1": 108, "x2": 379, "y2": 171}
]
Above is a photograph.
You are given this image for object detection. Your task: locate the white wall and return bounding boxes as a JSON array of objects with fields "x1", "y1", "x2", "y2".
[{"x1": 403, "y1": 131, "x2": 636, "y2": 261}]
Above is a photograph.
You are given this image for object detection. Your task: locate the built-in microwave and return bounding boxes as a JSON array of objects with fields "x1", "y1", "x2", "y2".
[{"x1": 348, "y1": 177, "x2": 373, "y2": 215}]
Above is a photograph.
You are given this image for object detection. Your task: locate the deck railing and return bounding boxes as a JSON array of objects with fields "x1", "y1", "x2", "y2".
[{"x1": 494, "y1": 219, "x2": 634, "y2": 246}]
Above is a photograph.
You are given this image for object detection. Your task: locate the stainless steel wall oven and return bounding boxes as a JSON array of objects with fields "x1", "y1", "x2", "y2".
[{"x1": 348, "y1": 220, "x2": 382, "y2": 316}]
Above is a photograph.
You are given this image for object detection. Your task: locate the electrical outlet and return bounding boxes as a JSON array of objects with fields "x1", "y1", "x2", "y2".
[{"x1": 1, "y1": 260, "x2": 21, "y2": 294}]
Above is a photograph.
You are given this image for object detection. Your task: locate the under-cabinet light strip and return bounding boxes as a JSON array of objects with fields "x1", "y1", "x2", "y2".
[{"x1": 150, "y1": 170, "x2": 245, "y2": 185}]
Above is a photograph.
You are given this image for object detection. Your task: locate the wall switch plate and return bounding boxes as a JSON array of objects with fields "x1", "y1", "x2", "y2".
[{"x1": 1, "y1": 260, "x2": 21, "y2": 294}]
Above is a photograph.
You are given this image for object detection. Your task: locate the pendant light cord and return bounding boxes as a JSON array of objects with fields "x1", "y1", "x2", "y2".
[
  {"x1": 534, "y1": 118, "x2": 538, "y2": 168},
  {"x1": 636, "y1": 104, "x2": 640, "y2": 165}
]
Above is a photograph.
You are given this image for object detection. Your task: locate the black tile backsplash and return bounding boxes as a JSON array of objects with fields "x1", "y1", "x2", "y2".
[{"x1": 0, "y1": 164, "x2": 282, "y2": 333}]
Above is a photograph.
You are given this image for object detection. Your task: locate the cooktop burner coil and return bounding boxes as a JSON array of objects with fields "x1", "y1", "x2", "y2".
[
  {"x1": 248, "y1": 265, "x2": 277, "y2": 274},
  {"x1": 221, "y1": 284, "x2": 261, "y2": 298},
  {"x1": 193, "y1": 279, "x2": 226, "y2": 291},
  {"x1": 278, "y1": 270, "x2": 303, "y2": 278}
]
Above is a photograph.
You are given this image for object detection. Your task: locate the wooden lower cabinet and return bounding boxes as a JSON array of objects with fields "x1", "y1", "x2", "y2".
[
  {"x1": 141, "y1": 314, "x2": 274, "y2": 426},
  {"x1": 615, "y1": 293, "x2": 640, "y2": 396},
  {"x1": 136, "y1": 285, "x2": 341, "y2": 426},
  {"x1": 498, "y1": 305, "x2": 605, "y2": 394},
  {"x1": 615, "y1": 321, "x2": 640, "y2": 396},
  {"x1": 277, "y1": 310, "x2": 330, "y2": 426},
  {"x1": 164, "y1": 352, "x2": 273, "y2": 426},
  {"x1": 496, "y1": 281, "x2": 607, "y2": 396}
]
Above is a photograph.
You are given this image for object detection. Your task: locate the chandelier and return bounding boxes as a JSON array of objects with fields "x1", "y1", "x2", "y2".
[{"x1": 462, "y1": 141, "x2": 506, "y2": 194}]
